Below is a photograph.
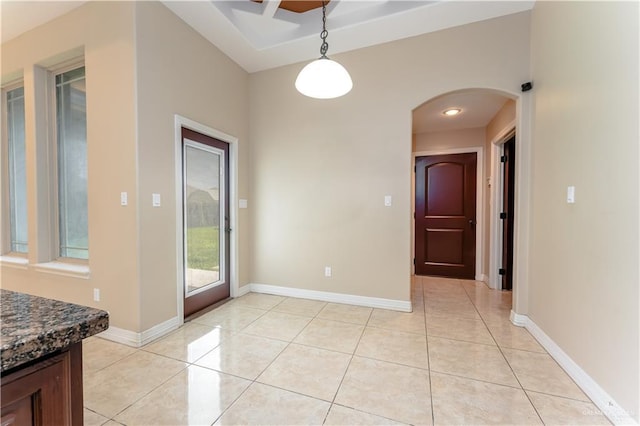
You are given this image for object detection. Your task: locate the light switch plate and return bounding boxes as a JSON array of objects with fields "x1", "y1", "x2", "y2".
[
  {"x1": 120, "y1": 192, "x2": 128, "y2": 206},
  {"x1": 384, "y1": 195, "x2": 392, "y2": 207},
  {"x1": 152, "y1": 193, "x2": 161, "y2": 207},
  {"x1": 567, "y1": 186, "x2": 575, "y2": 204},
  {"x1": 239, "y1": 199, "x2": 248, "y2": 209}
]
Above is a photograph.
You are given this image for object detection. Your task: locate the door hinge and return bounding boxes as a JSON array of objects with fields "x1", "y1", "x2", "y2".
[
  {"x1": 414, "y1": 165, "x2": 416, "y2": 173},
  {"x1": 499, "y1": 268, "x2": 506, "y2": 275},
  {"x1": 413, "y1": 258, "x2": 416, "y2": 265},
  {"x1": 413, "y1": 212, "x2": 415, "y2": 219},
  {"x1": 500, "y1": 212, "x2": 507, "y2": 219},
  {"x1": 501, "y1": 155, "x2": 507, "y2": 163}
]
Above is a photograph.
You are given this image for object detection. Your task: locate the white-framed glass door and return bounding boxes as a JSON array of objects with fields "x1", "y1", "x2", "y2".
[{"x1": 183, "y1": 139, "x2": 226, "y2": 297}]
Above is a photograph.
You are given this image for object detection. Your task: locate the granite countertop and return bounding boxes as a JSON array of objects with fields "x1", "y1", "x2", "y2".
[{"x1": 0, "y1": 289, "x2": 109, "y2": 373}]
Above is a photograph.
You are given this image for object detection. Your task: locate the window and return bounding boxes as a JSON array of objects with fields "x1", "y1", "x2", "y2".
[
  {"x1": 55, "y1": 66, "x2": 88, "y2": 259},
  {"x1": 6, "y1": 86, "x2": 28, "y2": 254}
]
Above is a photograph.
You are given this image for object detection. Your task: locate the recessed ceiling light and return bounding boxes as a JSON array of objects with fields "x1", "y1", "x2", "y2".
[{"x1": 443, "y1": 108, "x2": 462, "y2": 116}]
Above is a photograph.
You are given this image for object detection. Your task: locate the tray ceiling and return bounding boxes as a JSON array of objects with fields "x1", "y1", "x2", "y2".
[
  {"x1": 2, "y1": 1, "x2": 534, "y2": 73},
  {"x1": 162, "y1": 0, "x2": 535, "y2": 72}
]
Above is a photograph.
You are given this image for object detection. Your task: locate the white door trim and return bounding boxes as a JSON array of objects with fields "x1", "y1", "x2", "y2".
[
  {"x1": 174, "y1": 115, "x2": 239, "y2": 324},
  {"x1": 488, "y1": 120, "x2": 516, "y2": 290},
  {"x1": 412, "y1": 147, "x2": 484, "y2": 281}
]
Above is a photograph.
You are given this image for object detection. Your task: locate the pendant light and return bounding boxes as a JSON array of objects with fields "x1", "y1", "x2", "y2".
[{"x1": 295, "y1": 1, "x2": 352, "y2": 99}]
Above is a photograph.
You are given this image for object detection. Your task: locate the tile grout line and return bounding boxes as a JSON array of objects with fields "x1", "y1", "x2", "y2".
[
  {"x1": 420, "y1": 276, "x2": 436, "y2": 426},
  {"x1": 265, "y1": 297, "x2": 386, "y2": 424},
  {"x1": 320, "y1": 307, "x2": 373, "y2": 424},
  {"x1": 93, "y1": 295, "x2": 281, "y2": 425},
  {"x1": 349, "y1": 353, "x2": 431, "y2": 373},
  {"x1": 460, "y1": 280, "x2": 504, "y2": 350},
  {"x1": 83, "y1": 348, "x2": 142, "y2": 423},
  {"x1": 208, "y1": 295, "x2": 383, "y2": 424},
  {"x1": 210, "y1": 295, "x2": 297, "y2": 425},
  {"x1": 212, "y1": 295, "x2": 336, "y2": 425},
  {"x1": 461, "y1": 280, "x2": 546, "y2": 425},
  {"x1": 154, "y1": 324, "x2": 248, "y2": 411},
  {"x1": 82, "y1": 341, "x2": 140, "y2": 376},
  {"x1": 87, "y1": 288, "x2": 448, "y2": 423},
  {"x1": 427, "y1": 369, "x2": 526, "y2": 391},
  {"x1": 111, "y1": 355, "x2": 190, "y2": 422},
  {"x1": 91, "y1": 292, "x2": 410, "y2": 424},
  {"x1": 87, "y1": 287, "x2": 593, "y2": 425}
]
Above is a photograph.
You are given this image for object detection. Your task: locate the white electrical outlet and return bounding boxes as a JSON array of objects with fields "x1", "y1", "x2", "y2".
[
  {"x1": 324, "y1": 266, "x2": 332, "y2": 277},
  {"x1": 93, "y1": 288, "x2": 100, "y2": 302}
]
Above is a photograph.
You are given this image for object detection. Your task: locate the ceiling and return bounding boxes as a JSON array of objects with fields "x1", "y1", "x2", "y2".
[
  {"x1": 250, "y1": 0, "x2": 329, "y2": 14},
  {"x1": 162, "y1": 0, "x2": 533, "y2": 73},
  {"x1": 412, "y1": 91, "x2": 510, "y2": 134},
  {"x1": 1, "y1": 0, "x2": 530, "y2": 132}
]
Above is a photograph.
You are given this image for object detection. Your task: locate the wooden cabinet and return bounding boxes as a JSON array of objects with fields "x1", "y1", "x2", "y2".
[{"x1": 1, "y1": 343, "x2": 83, "y2": 426}]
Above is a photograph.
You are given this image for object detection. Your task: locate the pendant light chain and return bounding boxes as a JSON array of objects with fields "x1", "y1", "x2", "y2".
[
  {"x1": 320, "y1": 1, "x2": 329, "y2": 58},
  {"x1": 295, "y1": 0, "x2": 352, "y2": 99}
]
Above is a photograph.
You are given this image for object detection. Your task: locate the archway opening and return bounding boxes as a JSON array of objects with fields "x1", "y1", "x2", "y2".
[{"x1": 411, "y1": 88, "x2": 518, "y2": 299}]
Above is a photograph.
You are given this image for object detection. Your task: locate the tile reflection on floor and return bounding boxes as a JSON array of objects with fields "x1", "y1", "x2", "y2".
[{"x1": 83, "y1": 277, "x2": 610, "y2": 425}]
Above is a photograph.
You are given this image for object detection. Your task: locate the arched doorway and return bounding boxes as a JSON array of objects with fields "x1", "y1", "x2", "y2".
[{"x1": 411, "y1": 89, "x2": 520, "y2": 297}]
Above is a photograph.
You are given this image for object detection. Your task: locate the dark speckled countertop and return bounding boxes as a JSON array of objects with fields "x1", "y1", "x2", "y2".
[{"x1": 0, "y1": 289, "x2": 109, "y2": 373}]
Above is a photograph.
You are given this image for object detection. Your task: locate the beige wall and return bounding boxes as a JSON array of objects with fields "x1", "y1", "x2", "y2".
[
  {"x1": 486, "y1": 99, "x2": 516, "y2": 143},
  {"x1": 134, "y1": 2, "x2": 249, "y2": 330},
  {"x1": 414, "y1": 127, "x2": 485, "y2": 153},
  {"x1": 249, "y1": 12, "x2": 531, "y2": 303},
  {"x1": 0, "y1": 2, "x2": 140, "y2": 331},
  {"x1": 530, "y1": 1, "x2": 639, "y2": 420},
  {"x1": 0, "y1": 2, "x2": 251, "y2": 334}
]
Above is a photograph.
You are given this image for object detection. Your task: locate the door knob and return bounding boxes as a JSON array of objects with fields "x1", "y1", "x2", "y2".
[{"x1": 469, "y1": 219, "x2": 476, "y2": 226}]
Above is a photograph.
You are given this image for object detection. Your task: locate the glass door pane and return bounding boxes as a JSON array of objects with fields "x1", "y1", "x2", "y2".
[{"x1": 184, "y1": 141, "x2": 225, "y2": 296}]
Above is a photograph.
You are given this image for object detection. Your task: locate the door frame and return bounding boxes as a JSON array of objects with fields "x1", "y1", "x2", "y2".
[
  {"x1": 174, "y1": 115, "x2": 239, "y2": 324},
  {"x1": 488, "y1": 121, "x2": 516, "y2": 290},
  {"x1": 412, "y1": 147, "x2": 484, "y2": 281}
]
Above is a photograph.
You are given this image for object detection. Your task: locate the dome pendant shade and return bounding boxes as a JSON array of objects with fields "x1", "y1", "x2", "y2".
[{"x1": 295, "y1": 57, "x2": 353, "y2": 99}]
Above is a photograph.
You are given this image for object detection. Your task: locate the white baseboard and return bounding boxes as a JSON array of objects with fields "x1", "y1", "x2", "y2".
[
  {"x1": 476, "y1": 273, "x2": 489, "y2": 283},
  {"x1": 236, "y1": 284, "x2": 251, "y2": 297},
  {"x1": 248, "y1": 283, "x2": 412, "y2": 312},
  {"x1": 511, "y1": 313, "x2": 637, "y2": 425},
  {"x1": 97, "y1": 326, "x2": 140, "y2": 347},
  {"x1": 97, "y1": 316, "x2": 181, "y2": 348},
  {"x1": 94, "y1": 281, "x2": 414, "y2": 347},
  {"x1": 140, "y1": 316, "x2": 181, "y2": 346},
  {"x1": 510, "y1": 310, "x2": 528, "y2": 327}
]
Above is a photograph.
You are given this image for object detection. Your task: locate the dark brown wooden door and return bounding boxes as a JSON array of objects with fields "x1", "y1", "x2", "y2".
[
  {"x1": 501, "y1": 136, "x2": 516, "y2": 290},
  {"x1": 415, "y1": 153, "x2": 477, "y2": 279},
  {"x1": 182, "y1": 127, "x2": 230, "y2": 317}
]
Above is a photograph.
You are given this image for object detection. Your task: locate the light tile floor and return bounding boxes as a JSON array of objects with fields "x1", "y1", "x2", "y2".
[{"x1": 83, "y1": 276, "x2": 611, "y2": 425}]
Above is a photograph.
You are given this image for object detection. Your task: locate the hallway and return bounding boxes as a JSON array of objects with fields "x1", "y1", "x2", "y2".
[{"x1": 82, "y1": 277, "x2": 610, "y2": 425}]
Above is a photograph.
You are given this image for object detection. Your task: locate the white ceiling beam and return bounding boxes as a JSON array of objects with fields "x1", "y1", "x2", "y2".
[{"x1": 262, "y1": 0, "x2": 282, "y2": 18}]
